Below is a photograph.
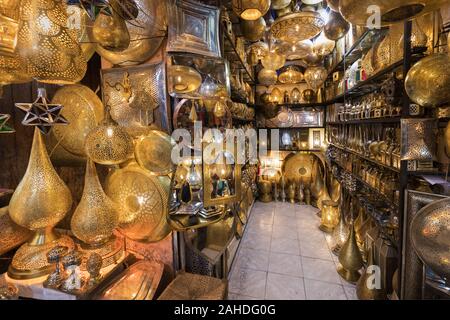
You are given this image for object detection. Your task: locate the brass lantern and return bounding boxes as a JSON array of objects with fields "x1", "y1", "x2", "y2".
[
  {"x1": 240, "y1": 17, "x2": 266, "y2": 42},
  {"x1": 258, "y1": 68, "x2": 278, "y2": 85},
  {"x1": 92, "y1": 3, "x2": 130, "y2": 52},
  {"x1": 262, "y1": 50, "x2": 286, "y2": 70},
  {"x1": 275, "y1": 39, "x2": 313, "y2": 60},
  {"x1": 272, "y1": 0, "x2": 291, "y2": 10},
  {"x1": 270, "y1": 11, "x2": 325, "y2": 43},
  {"x1": 319, "y1": 200, "x2": 339, "y2": 233},
  {"x1": 304, "y1": 66, "x2": 327, "y2": 90},
  {"x1": 8, "y1": 128, "x2": 74, "y2": 279},
  {"x1": 232, "y1": 0, "x2": 271, "y2": 21},
  {"x1": 278, "y1": 65, "x2": 303, "y2": 84},
  {"x1": 324, "y1": 10, "x2": 350, "y2": 40},
  {"x1": 17, "y1": 0, "x2": 87, "y2": 84}
]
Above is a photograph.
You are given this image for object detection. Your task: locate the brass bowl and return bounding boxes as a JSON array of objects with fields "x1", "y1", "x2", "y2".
[
  {"x1": 339, "y1": 0, "x2": 447, "y2": 26},
  {"x1": 168, "y1": 65, "x2": 202, "y2": 94},
  {"x1": 410, "y1": 197, "x2": 450, "y2": 280},
  {"x1": 405, "y1": 53, "x2": 450, "y2": 108},
  {"x1": 270, "y1": 12, "x2": 324, "y2": 43},
  {"x1": 240, "y1": 17, "x2": 266, "y2": 42}
]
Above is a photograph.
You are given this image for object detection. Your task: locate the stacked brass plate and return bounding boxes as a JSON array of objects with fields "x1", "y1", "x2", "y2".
[{"x1": 410, "y1": 197, "x2": 450, "y2": 280}]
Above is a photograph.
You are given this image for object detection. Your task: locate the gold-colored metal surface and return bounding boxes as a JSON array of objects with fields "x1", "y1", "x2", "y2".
[
  {"x1": 96, "y1": 0, "x2": 166, "y2": 66},
  {"x1": 67, "y1": 4, "x2": 95, "y2": 61},
  {"x1": 410, "y1": 197, "x2": 450, "y2": 280},
  {"x1": 278, "y1": 66, "x2": 303, "y2": 84},
  {"x1": 283, "y1": 153, "x2": 315, "y2": 185},
  {"x1": 331, "y1": 208, "x2": 349, "y2": 255},
  {"x1": 326, "y1": 0, "x2": 340, "y2": 11},
  {"x1": 9, "y1": 128, "x2": 72, "y2": 230},
  {"x1": 8, "y1": 233, "x2": 75, "y2": 280},
  {"x1": 258, "y1": 179, "x2": 272, "y2": 202},
  {"x1": 135, "y1": 130, "x2": 175, "y2": 176},
  {"x1": 168, "y1": 65, "x2": 202, "y2": 94},
  {"x1": 405, "y1": 53, "x2": 450, "y2": 108},
  {"x1": 337, "y1": 223, "x2": 364, "y2": 283},
  {"x1": 71, "y1": 160, "x2": 120, "y2": 246},
  {"x1": 105, "y1": 163, "x2": 170, "y2": 242},
  {"x1": 0, "y1": 11, "x2": 18, "y2": 55},
  {"x1": 232, "y1": 0, "x2": 270, "y2": 20},
  {"x1": 339, "y1": 0, "x2": 447, "y2": 26},
  {"x1": 258, "y1": 68, "x2": 278, "y2": 85},
  {"x1": 324, "y1": 10, "x2": 350, "y2": 40},
  {"x1": 274, "y1": 39, "x2": 312, "y2": 60},
  {"x1": 240, "y1": 17, "x2": 266, "y2": 41},
  {"x1": 313, "y1": 32, "x2": 335, "y2": 56},
  {"x1": 261, "y1": 51, "x2": 286, "y2": 70},
  {"x1": 272, "y1": 0, "x2": 291, "y2": 10},
  {"x1": 319, "y1": 200, "x2": 339, "y2": 233},
  {"x1": 17, "y1": 0, "x2": 87, "y2": 84},
  {"x1": 0, "y1": 207, "x2": 31, "y2": 256},
  {"x1": 270, "y1": 87, "x2": 283, "y2": 104},
  {"x1": 98, "y1": 260, "x2": 164, "y2": 300},
  {"x1": 304, "y1": 66, "x2": 327, "y2": 90},
  {"x1": 85, "y1": 120, "x2": 134, "y2": 165},
  {"x1": 302, "y1": 88, "x2": 316, "y2": 103},
  {"x1": 270, "y1": 12, "x2": 324, "y2": 43},
  {"x1": 400, "y1": 118, "x2": 436, "y2": 161},
  {"x1": 92, "y1": 6, "x2": 130, "y2": 51},
  {"x1": 51, "y1": 84, "x2": 104, "y2": 157}
]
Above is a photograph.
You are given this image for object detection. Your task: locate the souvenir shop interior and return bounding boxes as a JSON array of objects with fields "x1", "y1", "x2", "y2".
[{"x1": 0, "y1": 0, "x2": 450, "y2": 300}]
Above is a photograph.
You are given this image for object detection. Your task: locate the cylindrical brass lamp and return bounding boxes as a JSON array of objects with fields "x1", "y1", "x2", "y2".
[{"x1": 319, "y1": 200, "x2": 339, "y2": 233}]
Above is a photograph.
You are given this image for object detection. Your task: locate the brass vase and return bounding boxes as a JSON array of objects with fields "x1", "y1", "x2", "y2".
[
  {"x1": 17, "y1": 0, "x2": 87, "y2": 84},
  {"x1": 337, "y1": 222, "x2": 364, "y2": 283},
  {"x1": 356, "y1": 247, "x2": 387, "y2": 300},
  {"x1": 92, "y1": 2, "x2": 131, "y2": 52},
  {"x1": 8, "y1": 128, "x2": 74, "y2": 279},
  {"x1": 71, "y1": 160, "x2": 120, "y2": 247}
]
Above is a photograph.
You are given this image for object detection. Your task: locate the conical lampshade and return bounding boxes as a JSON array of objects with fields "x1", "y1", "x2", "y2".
[
  {"x1": 8, "y1": 128, "x2": 74, "y2": 279},
  {"x1": 356, "y1": 247, "x2": 387, "y2": 300},
  {"x1": 71, "y1": 160, "x2": 120, "y2": 246},
  {"x1": 313, "y1": 32, "x2": 335, "y2": 56},
  {"x1": 17, "y1": 0, "x2": 87, "y2": 84}
]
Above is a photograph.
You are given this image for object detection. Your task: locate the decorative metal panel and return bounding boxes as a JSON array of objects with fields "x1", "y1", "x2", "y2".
[{"x1": 167, "y1": 0, "x2": 221, "y2": 57}]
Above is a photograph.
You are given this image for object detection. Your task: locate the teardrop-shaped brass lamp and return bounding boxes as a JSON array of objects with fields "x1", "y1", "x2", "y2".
[
  {"x1": 71, "y1": 159, "x2": 120, "y2": 246},
  {"x1": 85, "y1": 112, "x2": 134, "y2": 165},
  {"x1": 356, "y1": 247, "x2": 387, "y2": 300},
  {"x1": 8, "y1": 128, "x2": 74, "y2": 279},
  {"x1": 95, "y1": 0, "x2": 166, "y2": 66},
  {"x1": 324, "y1": 10, "x2": 350, "y2": 40},
  {"x1": 92, "y1": 4, "x2": 131, "y2": 52},
  {"x1": 304, "y1": 66, "x2": 327, "y2": 90},
  {"x1": 17, "y1": 0, "x2": 87, "y2": 84},
  {"x1": 331, "y1": 206, "x2": 349, "y2": 255},
  {"x1": 232, "y1": 0, "x2": 271, "y2": 21},
  {"x1": 337, "y1": 222, "x2": 364, "y2": 283},
  {"x1": 240, "y1": 17, "x2": 266, "y2": 42}
]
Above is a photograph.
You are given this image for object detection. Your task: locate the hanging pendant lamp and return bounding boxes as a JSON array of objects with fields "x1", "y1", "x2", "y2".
[
  {"x1": 313, "y1": 32, "x2": 335, "y2": 56},
  {"x1": 232, "y1": 0, "x2": 271, "y2": 21},
  {"x1": 240, "y1": 17, "x2": 266, "y2": 41},
  {"x1": 324, "y1": 10, "x2": 350, "y2": 40},
  {"x1": 304, "y1": 65, "x2": 327, "y2": 90},
  {"x1": 271, "y1": 10, "x2": 325, "y2": 43}
]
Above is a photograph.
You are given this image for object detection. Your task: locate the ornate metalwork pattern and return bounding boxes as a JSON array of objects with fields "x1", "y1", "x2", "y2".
[
  {"x1": 0, "y1": 207, "x2": 31, "y2": 256},
  {"x1": 101, "y1": 62, "x2": 169, "y2": 136},
  {"x1": 270, "y1": 12, "x2": 324, "y2": 43},
  {"x1": 401, "y1": 119, "x2": 437, "y2": 161},
  {"x1": 51, "y1": 84, "x2": 104, "y2": 157},
  {"x1": 411, "y1": 197, "x2": 450, "y2": 281},
  {"x1": 105, "y1": 163, "x2": 170, "y2": 242},
  {"x1": 167, "y1": 0, "x2": 221, "y2": 57}
]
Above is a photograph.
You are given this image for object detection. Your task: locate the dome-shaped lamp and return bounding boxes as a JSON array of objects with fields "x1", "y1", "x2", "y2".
[
  {"x1": 313, "y1": 32, "x2": 336, "y2": 56},
  {"x1": 304, "y1": 66, "x2": 328, "y2": 90},
  {"x1": 258, "y1": 68, "x2": 278, "y2": 85}
]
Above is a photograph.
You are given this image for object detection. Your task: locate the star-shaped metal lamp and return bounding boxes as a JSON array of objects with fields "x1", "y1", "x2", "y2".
[
  {"x1": 15, "y1": 88, "x2": 69, "y2": 134},
  {"x1": 0, "y1": 113, "x2": 14, "y2": 134}
]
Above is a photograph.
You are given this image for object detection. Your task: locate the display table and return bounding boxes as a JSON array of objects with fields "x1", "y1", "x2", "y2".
[{"x1": 2, "y1": 252, "x2": 127, "y2": 300}]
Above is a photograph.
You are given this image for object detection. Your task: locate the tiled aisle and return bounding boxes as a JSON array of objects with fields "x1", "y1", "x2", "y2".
[{"x1": 228, "y1": 201, "x2": 358, "y2": 300}]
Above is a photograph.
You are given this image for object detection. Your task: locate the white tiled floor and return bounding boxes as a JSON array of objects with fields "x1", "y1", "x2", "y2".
[{"x1": 228, "y1": 201, "x2": 357, "y2": 300}]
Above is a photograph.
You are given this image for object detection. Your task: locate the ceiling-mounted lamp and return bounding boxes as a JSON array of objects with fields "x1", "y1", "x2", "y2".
[
  {"x1": 324, "y1": 9, "x2": 350, "y2": 40},
  {"x1": 270, "y1": 10, "x2": 325, "y2": 43},
  {"x1": 240, "y1": 17, "x2": 267, "y2": 41},
  {"x1": 304, "y1": 65, "x2": 327, "y2": 90},
  {"x1": 232, "y1": 0, "x2": 271, "y2": 21},
  {"x1": 312, "y1": 32, "x2": 335, "y2": 56},
  {"x1": 275, "y1": 39, "x2": 313, "y2": 60}
]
